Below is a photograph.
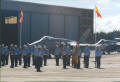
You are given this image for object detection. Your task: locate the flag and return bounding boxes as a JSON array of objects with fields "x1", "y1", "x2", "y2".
[
  {"x1": 20, "y1": 9, "x2": 23, "y2": 24},
  {"x1": 95, "y1": 6, "x2": 102, "y2": 18}
]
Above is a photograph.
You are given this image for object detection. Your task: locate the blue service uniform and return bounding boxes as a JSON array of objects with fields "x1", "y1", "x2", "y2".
[
  {"x1": 10, "y1": 47, "x2": 15, "y2": 68},
  {"x1": 35, "y1": 49, "x2": 43, "y2": 72},
  {"x1": 95, "y1": 49, "x2": 102, "y2": 68},
  {"x1": 43, "y1": 49, "x2": 49, "y2": 66},
  {"x1": 66, "y1": 48, "x2": 71, "y2": 66},
  {"x1": 14, "y1": 48, "x2": 19, "y2": 67},
  {"x1": 84, "y1": 47, "x2": 90, "y2": 68},
  {"x1": 5, "y1": 48, "x2": 9, "y2": 65},
  {"x1": 54, "y1": 48, "x2": 60, "y2": 66},
  {"x1": 1, "y1": 47, "x2": 6, "y2": 66},
  {"x1": 27, "y1": 48, "x2": 31, "y2": 67},
  {"x1": 62, "y1": 48, "x2": 68, "y2": 69},
  {"x1": 77, "y1": 49, "x2": 82, "y2": 69},
  {"x1": 18, "y1": 48, "x2": 22, "y2": 65},
  {"x1": 22, "y1": 48, "x2": 29, "y2": 68}
]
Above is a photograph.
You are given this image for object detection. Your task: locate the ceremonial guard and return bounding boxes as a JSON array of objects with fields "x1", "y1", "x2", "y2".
[
  {"x1": 14, "y1": 45, "x2": 19, "y2": 67},
  {"x1": 22, "y1": 45, "x2": 29, "y2": 68},
  {"x1": 5, "y1": 46, "x2": 9, "y2": 65},
  {"x1": 77, "y1": 46, "x2": 82, "y2": 69},
  {"x1": 54, "y1": 45, "x2": 60, "y2": 66},
  {"x1": 27, "y1": 47, "x2": 31, "y2": 67},
  {"x1": 1, "y1": 44, "x2": 5, "y2": 66},
  {"x1": 62, "y1": 45, "x2": 68, "y2": 69},
  {"x1": 31, "y1": 45, "x2": 35, "y2": 65},
  {"x1": 66, "y1": 45, "x2": 71, "y2": 66},
  {"x1": 95, "y1": 47, "x2": 102, "y2": 68},
  {"x1": 18, "y1": 47, "x2": 22, "y2": 65},
  {"x1": 84, "y1": 45, "x2": 91, "y2": 68},
  {"x1": 43, "y1": 45, "x2": 49, "y2": 66},
  {"x1": 10, "y1": 44, "x2": 15, "y2": 68}
]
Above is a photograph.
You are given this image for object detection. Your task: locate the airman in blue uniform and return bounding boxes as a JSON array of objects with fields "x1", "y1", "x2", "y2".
[
  {"x1": 84, "y1": 45, "x2": 91, "y2": 68},
  {"x1": 54, "y1": 45, "x2": 60, "y2": 66},
  {"x1": 1, "y1": 44, "x2": 5, "y2": 66},
  {"x1": 5, "y1": 46, "x2": 9, "y2": 65},
  {"x1": 27, "y1": 47, "x2": 31, "y2": 67},
  {"x1": 14, "y1": 45, "x2": 19, "y2": 67},
  {"x1": 43, "y1": 45, "x2": 49, "y2": 66},
  {"x1": 66, "y1": 45, "x2": 71, "y2": 66},
  {"x1": 18, "y1": 47, "x2": 22, "y2": 65},
  {"x1": 22, "y1": 45, "x2": 29, "y2": 68},
  {"x1": 95, "y1": 47, "x2": 102, "y2": 68},
  {"x1": 77, "y1": 46, "x2": 82, "y2": 69},
  {"x1": 10, "y1": 44, "x2": 15, "y2": 68}
]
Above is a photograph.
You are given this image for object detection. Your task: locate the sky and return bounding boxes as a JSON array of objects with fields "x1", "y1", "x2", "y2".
[{"x1": 14, "y1": 0, "x2": 120, "y2": 33}]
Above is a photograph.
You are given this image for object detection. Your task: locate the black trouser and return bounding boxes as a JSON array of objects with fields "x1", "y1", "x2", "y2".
[
  {"x1": 36, "y1": 57, "x2": 42, "y2": 72},
  {"x1": 32, "y1": 55, "x2": 35, "y2": 65},
  {"x1": 23, "y1": 55, "x2": 28, "y2": 68},
  {"x1": 18, "y1": 54, "x2": 22, "y2": 65},
  {"x1": 10, "y1": 55, "x2": 15, "y2": 68},
  {"x1": 95, "y1": 56, "x2": 101, "y2": 68},
  {"x1": 77, "y1": 56, "x2": 80, "y2": 69},
  {"x1": 1, "y1": 54, "x2": 5, "y2": 66},
  {"x1": 27, "y1": 54, "x2": 31, "y2": 67},
  {"x1": 63, "y1": 55, "x2": 67, "y2": 68},
  {"x1": 43, "y1": 55, "x2": 48, "y2": 66},
  {"x1": 41, "y1": 58, "x2": 43, "y2": 67},
  {"x1": 55, "y1": 55, "x2": 59, "y2": 66},
  {"x1": 14, "y1": 55, "x2": 18, "y2": 67},
  {"x1": 67, "y1": 55, "x2": 71, "y2": 66},
  {"x1": 84, "y1": 55, "x2": 89, "y2": 68},
  {"x1": 5, "y1": 54, "x2": 9, "y2": 65}
]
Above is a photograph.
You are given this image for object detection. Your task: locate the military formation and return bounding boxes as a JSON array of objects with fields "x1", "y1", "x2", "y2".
[{"x1": 0, "y1": 43, "x2": 102, "y2": 72}]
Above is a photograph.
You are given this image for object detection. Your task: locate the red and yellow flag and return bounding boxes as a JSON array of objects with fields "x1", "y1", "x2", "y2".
[
  {"x1": 20, "y1": 9, "x2": 23, "y2": 24},
  {"x1": 95, "y1": 6, "x2": 102, "y2": 18}
]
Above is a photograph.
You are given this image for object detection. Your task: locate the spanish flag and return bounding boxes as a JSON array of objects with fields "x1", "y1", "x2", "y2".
[
  {"x1": 20, "y1": 9, "x2": 23, "y2": 24},
  {"x1": 95, "y1": 6, "x2": 102, "y2": 18}
]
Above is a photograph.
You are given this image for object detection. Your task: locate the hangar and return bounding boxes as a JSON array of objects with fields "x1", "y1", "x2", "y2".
[{"x1": 1, "y1": 0, "x2": 94, "y2": 45}]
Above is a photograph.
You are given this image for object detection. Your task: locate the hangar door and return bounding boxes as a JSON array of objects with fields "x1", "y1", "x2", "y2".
[{"x1": 65, "y1": 16, "x2": 79, "y2": 41}]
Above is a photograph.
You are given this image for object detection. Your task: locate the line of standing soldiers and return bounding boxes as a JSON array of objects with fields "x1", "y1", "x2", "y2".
[{"x1": 54, "y1": 44, "x2": 102, "y2": 69}]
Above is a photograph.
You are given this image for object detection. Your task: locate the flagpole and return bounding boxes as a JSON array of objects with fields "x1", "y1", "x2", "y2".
[{"x1": 20, "y1": 22, "x2": 22, "y2": 48}]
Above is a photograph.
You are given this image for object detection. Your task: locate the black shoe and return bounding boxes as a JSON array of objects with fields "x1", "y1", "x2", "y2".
[{"x1": 37, "y1": 70, "x2": 41, "y2": 72}]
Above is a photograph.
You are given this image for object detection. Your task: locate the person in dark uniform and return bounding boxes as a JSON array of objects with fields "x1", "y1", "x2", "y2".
[
  {"x1": 43, "y1": 45, "x2": 49, "y2": 66},
  {"x1": 18, "y1": 47, "x2": 22, "y2": 65},
  {"x1": 5, "y1": 46, "x2": 9, "y2": 65},
  {"x1": 33, "y1": 45, "x2": 38, "y2": 68},
  {"x1": 22, "y1": 45, "x2": 29, "y2": 68},
  {"x1": 1, "y1": 44, "x2": 5, "y2": 66},
  {"x1": 38, "y1": 45, "x2": 43, "y2": 67},
  {"x1": 31, "y1": 45, "x2": 35, "y2": 65},
  {"x1": 84, "y1": 45, "x2": 90, "y2": 68},
  {"x1": 95, "y1": 46, "x2": 102, "y2": 68},
  {"x1": 14, "y1": 45, "x2": 19, "y2": 67},
  {"x1": 77, "y1": 46, "x2": 82, "y2": 69},
  {"x1": 62, "y1": 45, "x2": 68, "y2": 69},
  {"x1": 10, "y1": 44, "x2": 15, "y2": 68},
  {"x1": 66, "y1": 45, "x2": 71, "y2": 66},
  {"x1": 54, "y1": 45, "x2": 60, "y2": 66}
]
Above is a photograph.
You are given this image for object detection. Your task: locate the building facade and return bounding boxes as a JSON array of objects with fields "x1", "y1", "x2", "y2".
[{"x1": 1, "y1": 0, "x2": 94, "y2": 45}]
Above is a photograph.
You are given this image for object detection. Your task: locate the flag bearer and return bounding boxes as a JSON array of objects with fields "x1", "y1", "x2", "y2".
[
  {"x1": 5, "y1": 46, "x2": 9, "y2": 65},
  {"x1": 1, "y1": 44, "x2": 5, "y2": 66},
  {"x1": 77, "y1": 46, "x2": 82, "y2": 69},
  {"x1": 10, "y1": 44, "x2": 15, "y2": 68},
  {"x1": 54, "y1": 45, "x2": 60, "y2": 66},
  {"x1": 95, "y1": 47, "x2": 102, "y2": 68},
  {"x1": 84, "y1": 45, "x2": 91, "y2": 68},
  {"x1": 43, "y1": 45, "x2": 49, "y2": 66}
]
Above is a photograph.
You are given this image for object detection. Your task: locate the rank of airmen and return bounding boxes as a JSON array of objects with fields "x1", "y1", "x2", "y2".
[{"x1": 0, "y1": 43, "x2": 102, "y2": 72}]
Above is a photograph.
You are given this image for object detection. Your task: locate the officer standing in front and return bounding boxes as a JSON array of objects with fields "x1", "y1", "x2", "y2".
[
  {"x1": 84, "y1": 45, "x2": 91, "y2": 68},
  {"x1": 36, "y1": 46, "x2": 43, "y2": 72},
  {"x1": 43, "y1": 45, "x2": 49, "y2": 66},
  {"x1": 95, "y1": 46, "x2": 102, "y2": 68},
  {"x1": 54, "y1": 45, "x2": 60, "y2": 66},
  {"x1": 77, "y1": 46, "x2": 82, "y2": 69}
]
